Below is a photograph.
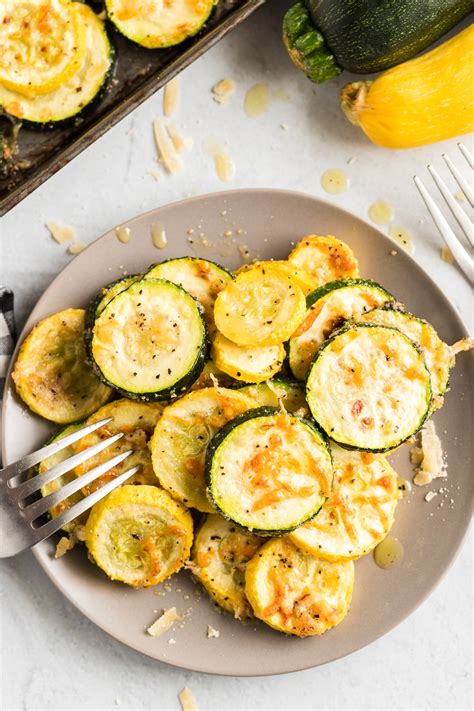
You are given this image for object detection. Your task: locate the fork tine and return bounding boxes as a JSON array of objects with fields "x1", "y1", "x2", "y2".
[
  {"x1": 458, "y1": 142, "x2": 474, "y2": 170},
  {"x1": 1, "y1": 417, "x2": 113, "y2": 479},
  {"x1": 23, "y1": 449, "x2": 134, "y2": 522},
  {"x1": 11, "y1": 432, "x2": 124, "y2": 500},
  {"x1": 442, "y1": 153, "x2": 474, "y2": 207},
  {"x1": 413, "y1": 175, "x2": 474, "y2": 284},
  {"x1": 31, "y1": 465, "x2": 140, "y2": 543},
  {"x1": 428, "y1": 165, "x2": 474, "y2": 247}
]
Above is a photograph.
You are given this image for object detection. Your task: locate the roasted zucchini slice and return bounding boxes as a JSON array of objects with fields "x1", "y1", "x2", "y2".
[
  {"x1": 85, "y1": 275, "x2": 140, "y2": 333},
  {"x1": 289, "y1": 446, "x2": 400, "y2": 561},
  {"x1": 89, "y1": 278, "x2": 208, "y2": 401},
  {"x1": 211, "y1": 332, "x2": 285, "y2": 383},
  {"x1": 73, "y1": 399, "x2": 163, "y2": 495},
  {"x1": 214, "y1": 266, "x2": 306, "y2": 347},
  {"x1": 288, "y1": 235, "x2": 359, "y2": 286},
  {"x1": 151, "y1": 387, "x2": 258, "y2": 512},
  {"x1": 235, "y1": 260, "x2": 316, "y2": 296},
  {"x1": 0, "y1": 4, "x2": 113, "y2": 127},
  {"x1": 146, "y1": 258, "x2": 232, "y2": 336},
  {"x1": 85, "y1": 485, "x2": 193, "y2": 588},
  {"x1": 306, "y1": 324, "x2": 432, "y2": 452},
  {"x1": 289, "y1": 279, "x2": 394, "y2": 380},
  {"x1": 105, "y1": 0, "x2": 215, "y2": 49},
  {"x1": 0, "y1": 0, "x2": 86, "y2": 97},
  {"x1": 12, "y1": 309, "x2": 112, "y2": 424},
  {"x1": 191, "y1": 514, "x2": 262, "y2": 619},
  {"x1": 358, "y1": 306, "x2": 453, "y2": 405},
  {"x1": 245, "y1": 537, "x2": 354, "y2": 637},
  {"x1": 206, "y1": 407, "x2": 333, "y2": 535},
  {"x1": 38, "y1": 422, "x2": 87, "y2": 534},
  {"x1": 238, "y1": 378, "x2": 309, "y2": 416}
]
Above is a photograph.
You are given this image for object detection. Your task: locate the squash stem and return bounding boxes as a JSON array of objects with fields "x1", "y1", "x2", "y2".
[{"x1": 340, "y1": 82, "x2": 372, "y2": 126}]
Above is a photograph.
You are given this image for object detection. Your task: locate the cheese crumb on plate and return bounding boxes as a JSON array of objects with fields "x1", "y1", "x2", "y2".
[{"x1": 147, "y1": 607, "x2": 181, "y2": 637}]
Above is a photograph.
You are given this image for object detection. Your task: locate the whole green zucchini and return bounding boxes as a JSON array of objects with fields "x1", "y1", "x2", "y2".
[{"x1": 283, "y1": 0, "x2": 474, "y2": 83}]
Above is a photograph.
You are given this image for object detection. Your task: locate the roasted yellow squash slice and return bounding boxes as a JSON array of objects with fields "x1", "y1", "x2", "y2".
[
  {"x1": 235, "y1": 260, "x2": 316, "y2": 296},
  {"x1": 289, "y1": 446, "x2": 401, "y2": 561},
  {"x1": 0, "y1": 0, "x2": 86, "y2": 97},
  {"x1": 288, "y1": 235, "x2": 359, "y2": 286},
  {"x1": 245, "y1": 537, "x2": 354, "y2": 637},
  {"x1": 73, "y1": 399, "x2": 163, "y2": 495},
  {"x1": 214, "y1": 266, "x2": 306, "y2": 347},
  {"x1": 151, "y1": 387, "x2": 258, "y2": 512},
  {"x1": 192, "y1": 514, "x2": 262, "y2": 619},
  {"x1": 12, "y1": 309, "x2": 112, "y2": 424},
  {"x1": 211, "y1": 332, "x2": 285, "y2": 383},
  {"x1": 85, "y1": 485, "x2": 193, "y2": 588}
]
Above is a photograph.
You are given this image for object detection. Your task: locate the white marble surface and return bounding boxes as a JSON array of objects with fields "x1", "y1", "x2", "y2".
[{"x1": 1, "y1": 3, "x2": 472, "y2": 709}]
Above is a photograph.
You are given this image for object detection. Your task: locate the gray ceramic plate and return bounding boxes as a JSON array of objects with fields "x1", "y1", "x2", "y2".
[{"x1": 2, "y1": 189, "x2": 472, "y2": 676}]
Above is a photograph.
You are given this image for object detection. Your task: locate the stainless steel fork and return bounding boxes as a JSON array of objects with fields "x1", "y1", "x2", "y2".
[
  {"x1": 414, "y1": 142, "x2": 474, "y2": 284},
  {"x1": 0, "y1": 417, "x2": 139, "y2": 558}
]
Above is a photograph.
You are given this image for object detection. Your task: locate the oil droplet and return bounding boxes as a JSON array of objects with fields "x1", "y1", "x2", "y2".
[
  {"x1": 374, "y1": 536, "x2": 404, "y2": 570},
  {"x1": 321, "y1": 169, "x2": 349, "y2": 195},
  {"x1": 272, "y1": 87, "x2": 290, "y2": 102},
  {"x1": 115, "y1": 226, "x2": 131, "y2": 244},
  {"x1": 244, "y1": 83, "x2": 270, "y2": 118},
  {"x1": 368, "y1": 200, "x2": 394, "y2": 225},
  {"x1": 388, "y1": 226, "x2": 415, "y2": 254},
  {"x1": 151, "y1": 222, "x2": 167, "y2": 249}
]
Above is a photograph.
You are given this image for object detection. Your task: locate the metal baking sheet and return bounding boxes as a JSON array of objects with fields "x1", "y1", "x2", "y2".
[{"x1": 0, "y1": 0, "x2": 265, "y2": 216}]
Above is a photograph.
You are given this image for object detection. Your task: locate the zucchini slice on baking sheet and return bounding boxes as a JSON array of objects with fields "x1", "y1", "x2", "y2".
[
  {"x1": 151, "y1": 387, "x2": 257, "y2": 513},
  {"x1": 206, "y1": 407, "x2": 333, "y2": 535},
  {"x1": 12, "y1": 308, "x2": 112, "y2": 424},
  {"x1": 146, "y1": 258, "x2": 232, "y2": 336},
  {"x1": 289, "y1": 279, "x2": 394, "y2": 380},
  {"x1": 306, "y1": 324, "x2": 432, "y2": 452},
  {"x1": 85, "y1": 485, "x2": 193, "y2": 587},
  {"x1": 191, "y1": 514, "x2": 262, "y2": 619},
  {"x1": 245, "y1": 537, "x2": 354, "y2": 637},
  {"x1": 38, "y1": 422, "x2": 87, "y2": 533},
  {"x1": 105, "y1": 0, "x2": 216, "y2": 49},
  {"x1": 214, "y1": 266, "x2": 306, "y2": 347},
  {"x1": 211, "y1": 332, "x2": 285, "y2": 383},
  {"x1": 238, "y1": 378, "x2": 309, "y2": 416},
  {"x1": 289, "y1": 445, "x2": 400, "y2": 561},
  {"x1": 73, "y1": 399, "x2": 164, "y2": 495},
  {"x1": 0, "y1": 4, "x2": 113, "y2": 127},
  {"x1": 288, "y1": 235, "x2": 359, "y2": 286},
  {"x1": 0, "y1": 0, "x2": 86, "y2": 97},
  {"x1": 90, "y1": 278, "x2": 208, "y2": 401},
  {"x1": 358, "y1": 306, "x2": 453, "y2": 405}
]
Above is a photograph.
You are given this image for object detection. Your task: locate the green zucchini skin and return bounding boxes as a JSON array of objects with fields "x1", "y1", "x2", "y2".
[
  {"x1": 305, "y1": 278, "x2": 395, "y2": 309},
  {"x1": 206, "y1": 406, "x2": 332, "y2": 536},
  {"x1": 283, "y1": 0, "x2": 474, "y2": 82},
  {"x1": 84, "y1": 274, "x2": 141, "y2": 338}
]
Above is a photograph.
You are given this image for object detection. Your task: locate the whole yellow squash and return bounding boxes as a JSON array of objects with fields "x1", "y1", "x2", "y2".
[{"x1": 340, "y1": 25, "x2": 474, "y2": 149}]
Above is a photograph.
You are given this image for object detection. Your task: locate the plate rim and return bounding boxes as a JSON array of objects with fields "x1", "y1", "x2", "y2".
[{"x1": 2, "y1": 188, "x2": 472, "y2": 676}]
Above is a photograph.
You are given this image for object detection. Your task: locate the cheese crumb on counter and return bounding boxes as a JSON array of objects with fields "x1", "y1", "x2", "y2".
[
  {"x1": 163, "y1": 77, "x2": 180, "y2": 117},
  {"x1": 47, "y1": 222, "x2": 75, "y2": 244},
  {"x1": 179, "y1": 688, "x2": 199, "y2": 711},
  {"x1": 167, "y1": 124, "x2": 194, "y2": 153},
  {"x1": 411, "y1": 421, "x2": 447, "y2": 486},
  {"x1": 147, "y1": 607, "x2": 181, "y2": 637},
  {"x1": 68, "y1": 241, "x2": 87, "y2": 255},
  {"x1": 153, "y1": 120, "x2": 183, "y2": 174},
  {"x1": 212, "y1": 79, "x2": 236, "y2": 104},
  {"x1": 207, "y1": 624, "x2": 220, "y2": 638}
]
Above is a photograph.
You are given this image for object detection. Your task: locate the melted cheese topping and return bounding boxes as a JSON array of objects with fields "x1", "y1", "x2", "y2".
[
  {"x1": 85, "y1": 485, "x2": 193, "y2": 587},
  {"x1": 106, "y1": 0, "x2": 214, "y2": 48},
  {"x1": 92, "y1": 279, "x2": 205, "y2": 394},
  {"x1": 192, "y1": 514, "x2": 261, "y2": 619},
  {"x1": 307, "y1": 325, "x2": 431, "y2": 451},
  {"x1": 290, "y1": 283, "x2": 392, "y2": 380},
  {"x1": 151, "y1": 387, "x2": 258, "y2": 512},
  {"x1": 0, "y1": 4, "x2": 110, "y2": 122},
  {"x1": 239, "y1": 380, "x2": 309, "y2": 416},
  {"x1": 290, "y1": 446, "x2": 400, "y2": 561},
  {"x1": 210, "y1": 412, "x2": 333, "y2": 532},
  {"x1": 245, "y1": 537, "x2": 354, "y2": 637},
  {"x1": 211, "y1": 332, "x2": 285, "y2": 383}
]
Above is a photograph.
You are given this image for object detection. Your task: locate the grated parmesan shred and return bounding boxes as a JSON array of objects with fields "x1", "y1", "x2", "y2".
[
  {"x1": 167, "y1": 124, "x2": 194, "y2": 153},
  {"x1": 153, "y1": 120, "x2": 183, "y2": 174},
  {"x1": 212, "y1": 78, "x2": 236, "y2": 104},
  {"x1": 163, "y1": 77, "x2": 180, "y2": 117},
  {"x1": 147, "y1": 607, "x2": 181, "y2": 637},
  {"x1": 412, "y1": 421, "x2": 447, "y2": 486},
  {"x1": 54, "y1": 536, "x2": 76, "y2": 558},
  {"x1": 68, "y1": 241, "x2": 87, "y2": 255},
  {"x1": 47, "y1": 222, "x2": 75, "y2": 244},
  {"x1": 179, "y1": 687, "x2": 199, "y2": 711}
]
